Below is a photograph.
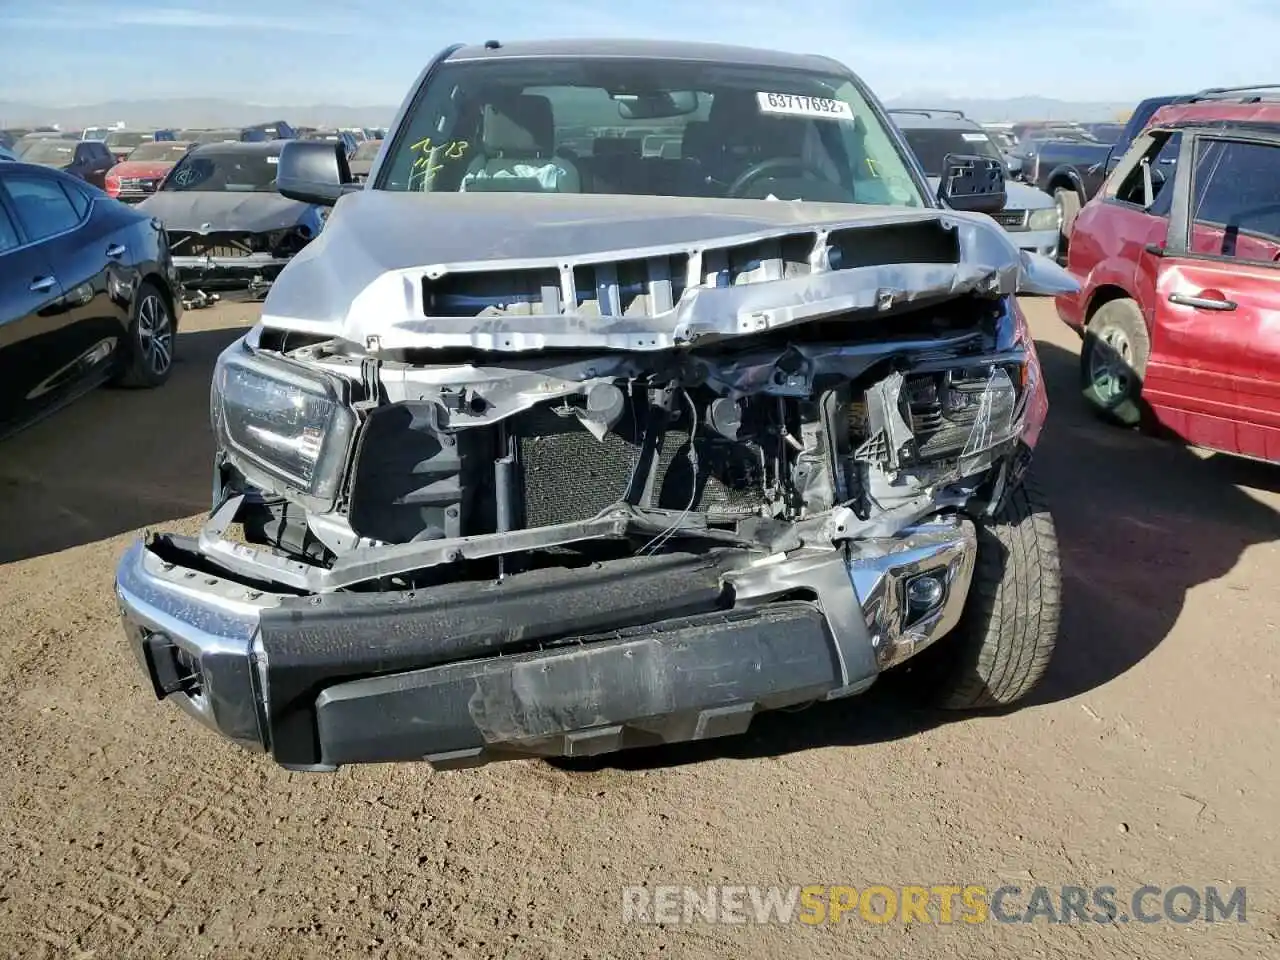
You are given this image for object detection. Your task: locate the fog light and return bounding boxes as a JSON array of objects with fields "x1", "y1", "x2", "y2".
[{"x1": 906, "y1": 573, "x2": 945, "y2": 614}]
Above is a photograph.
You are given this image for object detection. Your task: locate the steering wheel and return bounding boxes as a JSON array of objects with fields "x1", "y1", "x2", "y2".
[{"x1": 726, "y1": 158, "x2": 833, "y2": 198}]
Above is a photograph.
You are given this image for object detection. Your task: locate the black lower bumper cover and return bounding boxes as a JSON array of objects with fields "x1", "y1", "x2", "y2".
[
  {"x1": 316, "y1": 603, "x2": 839, "y2": 769},
  {"x1": 253, "y1": 548, "x2": 860, "y2": 769}
]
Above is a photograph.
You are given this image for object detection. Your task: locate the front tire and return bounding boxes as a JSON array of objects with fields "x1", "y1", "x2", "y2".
[
  {"x1": 1080, "y1": 297, "x2": 1150, "y2": 427},
  {"x1": 1053, "y1": 187, "x2": 1081, "y2": 260},
  {"x1": 915, "y1": 477, "x2": 1062, "y2": 709},
  {"x1": 113, "y1": 280, "x2": 175, "y2": 389}
]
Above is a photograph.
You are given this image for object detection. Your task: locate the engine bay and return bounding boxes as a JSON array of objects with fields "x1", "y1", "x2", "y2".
[{"x1": 207, "y1": 290, "x2": 1041, "y2": 592}]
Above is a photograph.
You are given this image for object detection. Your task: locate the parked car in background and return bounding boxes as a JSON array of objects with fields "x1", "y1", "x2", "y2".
[
  {"x1": 1056, "y1": 92, "x2": 1280, "y2": 461},
  {"x1": 13, "y1": 131, "x2": 65, "y2": 156},
  {"x1": 179, "y1": 128, "x2": 243, "y2": 145},
  {"x1": 105, "y1": 140, "x2": 193, "y2": 203},
  {"x1": 1017, "y1": 94, "x2": 1193, "y2": 250},
  {"x1": 16, "y1": 138, "x2": 114, "y2": 188},
  {"x1": 1080, "y1": 122, "x2": 1125, "y2": 144},
  {"x1": 347, "y1": 138, "x2": 381, "y2": 181},
  {"x1": 138, "y1": 140, "x2": 327, "y2": 302},
  {"x1": 301, "y1": 128, "x2": 359, "y2": 159},
  {"x1": 890, "y1": 109, "x2": 1061, "y2": 257},
  {"x1": 240, "y1": 121, "x2": 296, "y2": 142},
  {"x1": 0, "y1": 160, "x2": 182, "y2": 439},
  {"x1": 103, "y1": 130, "x2": 153, "y2": 164}
]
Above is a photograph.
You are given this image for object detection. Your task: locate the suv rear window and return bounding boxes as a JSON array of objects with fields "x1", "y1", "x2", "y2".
[{"x1": 1189, "y1": 138, "x2": 1280, "y2": 262}]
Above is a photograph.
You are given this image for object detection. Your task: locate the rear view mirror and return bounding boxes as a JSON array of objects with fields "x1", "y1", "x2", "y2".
[
  {"x1": 936, "y1": 153, "x2": 1007, "y2": 215},
  {"x1": 614, "y1": 91, "x2": 699, "y2": 120},
  {"x1": 277, "y1": 140, "x2": 355, "y2": 206}
]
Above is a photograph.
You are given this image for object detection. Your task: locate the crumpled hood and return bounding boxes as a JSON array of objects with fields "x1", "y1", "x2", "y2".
[
  {"x1": 261, "y1": 190, "x2": 1077, "y2": 353},
  {"x1": 137, "y1": 190, "x2": 313, "y2": 233}
]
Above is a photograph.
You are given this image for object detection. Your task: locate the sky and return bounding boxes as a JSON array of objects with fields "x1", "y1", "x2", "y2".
[{"x1": 1, "y1": 0, "x2": 1278, "y2": 106}]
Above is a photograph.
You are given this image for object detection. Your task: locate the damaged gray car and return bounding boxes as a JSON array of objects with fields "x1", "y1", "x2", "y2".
[
  {"x1": 138, "y1": 140, "x2": 328, "y2": 307},
  {"x1": 115, "y1": 39, "x2": 1074, "y2": 772}
]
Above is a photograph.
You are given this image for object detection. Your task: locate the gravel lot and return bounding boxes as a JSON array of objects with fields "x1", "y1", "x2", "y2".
[{"x1": 1, "y1": 298, "x2": 1277, "y2": 959}]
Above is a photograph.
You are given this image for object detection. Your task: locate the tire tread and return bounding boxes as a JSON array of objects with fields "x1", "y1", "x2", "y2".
[{"x1": 934, "y1": 475, "x2": 1061, "y2": 710}]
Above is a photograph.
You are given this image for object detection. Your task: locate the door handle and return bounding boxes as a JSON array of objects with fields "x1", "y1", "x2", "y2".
[
  {"x1": 106, "y1": 243, "x2": 126, "y2": 258},
  {"x1": 29, "y1": 276, "x2": 56, "y2": 293},
  {"x1": 1168, "y1": 292, "x2": 1237, "y2": 311}
]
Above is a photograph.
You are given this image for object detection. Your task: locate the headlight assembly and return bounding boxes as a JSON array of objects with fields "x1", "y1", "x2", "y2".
[
  {"x1": 211, "y1": 343, "x2": 357, "y2": 510},
  {"x1": 1027, "y1": 207, "x2": 1062, "y2": 232}
]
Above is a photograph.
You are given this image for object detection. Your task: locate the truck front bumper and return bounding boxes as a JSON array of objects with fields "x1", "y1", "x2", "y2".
[
  {"x1": 173, "y1": 253, "x2": 291, "y2": 300},
  {"x1": 116, "y1": 516, "x2": 976, "y2": 770}
]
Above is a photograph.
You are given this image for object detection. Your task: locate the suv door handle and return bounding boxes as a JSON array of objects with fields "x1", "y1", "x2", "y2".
[
  {"x1": 29, "y1": 276, "x2": 57, "y2": 293},
  {"x1": 106, "y1": 243, "x2": 126, "y2": 258},
  {"x1": 1168, "y1": 292, "x2": 1237, "y2": 311}
]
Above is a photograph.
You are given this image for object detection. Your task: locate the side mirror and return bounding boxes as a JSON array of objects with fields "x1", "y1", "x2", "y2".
[
  {"x1": 936, "y1": 153, "x2": 1007, "y2": 215},
  {"x1": 277, "y1": 140, "x2": 354, "y2": 206}
]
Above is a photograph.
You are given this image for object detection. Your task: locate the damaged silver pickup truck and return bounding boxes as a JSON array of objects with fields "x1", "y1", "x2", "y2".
[{"x1": 115, "y1": 39, "x2": 1074, "y2": 771}]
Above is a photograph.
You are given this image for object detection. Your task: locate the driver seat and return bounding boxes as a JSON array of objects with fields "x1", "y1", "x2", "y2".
[{"x1": 703, "y1": 92, "x2": 811, "y2": 187}]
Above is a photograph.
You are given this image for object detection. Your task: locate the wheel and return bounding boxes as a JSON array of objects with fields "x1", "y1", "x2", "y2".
[
  {"x1": 909, "y1": 477, "x2": 1062, "y2": 709},
  {"x1": 1054, "y1": 187, "x2": 1081, "y2": 239},
  {"x1": 1079, "y1": 298, "x2": 1150, "y2": 427},
  {"x1": 113, "y1": 280, "x2": 175, "y2": 388},
  {"x1": 1053, "y1": 187, "x2": 1082, "y2": 260}
]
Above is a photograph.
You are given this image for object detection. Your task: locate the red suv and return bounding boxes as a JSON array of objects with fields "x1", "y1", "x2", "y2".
[{"x1": 1055, "y1": 88, "x2": 1280, "y2": 462}]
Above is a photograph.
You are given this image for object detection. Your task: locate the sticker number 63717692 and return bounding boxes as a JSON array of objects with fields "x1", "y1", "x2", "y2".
[{"x1": 756, "y1": 92, "x2": 854, "y2": 120}]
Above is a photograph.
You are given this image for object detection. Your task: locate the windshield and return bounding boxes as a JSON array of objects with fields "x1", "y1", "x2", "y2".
[
  {"x1": 127, "y1": 142, "x2": 191, "y2": 162},
  {"x1": 20, "y1": 140, "x2": 76, "y2": 165},
  {"x1": 353, "y1": 139, "x2": 382, "y2": 161},
  {"x1": 106, "y1": 131, "x2": 148, "y2": 149},
  {"x1": 161, "y1": 148, "x2": 280, "y2": 192},
  {"x1": 377, "y1": 58, "x2": 923, "y2": 207},
  {"x1": 898, "y1": 127, "x2": 1001, "y2": 177}
]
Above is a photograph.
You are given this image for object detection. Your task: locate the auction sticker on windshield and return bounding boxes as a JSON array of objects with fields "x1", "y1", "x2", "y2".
[{"x1": 757, "y1": 92, "x2": 853, "y2": 120}]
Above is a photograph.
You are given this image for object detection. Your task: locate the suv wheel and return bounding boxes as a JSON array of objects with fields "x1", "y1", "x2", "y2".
[{"x1": 1080, "y1": 298, "x2": 1150, "y2": 427}]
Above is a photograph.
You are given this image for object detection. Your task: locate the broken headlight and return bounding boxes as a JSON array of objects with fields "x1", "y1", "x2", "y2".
[
  {"x1": 211, "y1": 343, "x2": 357, "y2": 508},
  {"x1": 897, "y1": 365, "x2": 1019, "y2": 465}
]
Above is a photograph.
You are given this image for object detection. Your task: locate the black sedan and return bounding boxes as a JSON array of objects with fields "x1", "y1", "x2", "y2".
[{"x1": 0, "y1": 162, "x2": 183, "y2": 439}]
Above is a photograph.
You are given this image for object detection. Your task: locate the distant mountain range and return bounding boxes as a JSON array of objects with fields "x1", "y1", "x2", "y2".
[
  {"x1": 0, "y1": 93, "x2": 1135, "y2": 130},
  {"x1": 885, "y1": 94, "x2": 1133, "y2": 123},
  {"x1": 0, "y1": 98, "x2": 397, "y2": 130}
]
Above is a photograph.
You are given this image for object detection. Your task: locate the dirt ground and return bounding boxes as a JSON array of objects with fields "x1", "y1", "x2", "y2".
[{"x1": 0, "y1": 298, "x2": 1277, "y2": 959}]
